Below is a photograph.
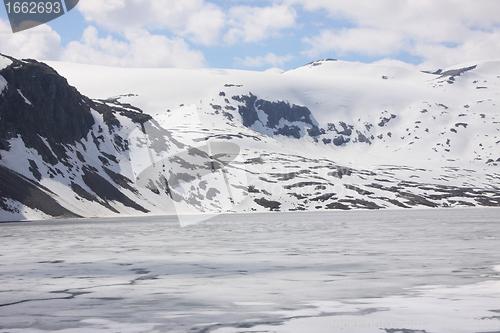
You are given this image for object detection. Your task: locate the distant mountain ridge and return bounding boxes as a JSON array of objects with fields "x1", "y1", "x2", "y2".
[{"x1": 1, "y1": 55, "x2": 500, "y2": 221}]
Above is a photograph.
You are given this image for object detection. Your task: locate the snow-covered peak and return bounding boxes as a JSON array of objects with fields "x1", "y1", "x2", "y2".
[{"x1": 285, "y1": 58, "x2": 431, "y2": 82}]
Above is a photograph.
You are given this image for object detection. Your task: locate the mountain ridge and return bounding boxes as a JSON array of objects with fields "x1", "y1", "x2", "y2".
[{"x1": 1, "y1": 55, "x2": 499, "y2": 222}]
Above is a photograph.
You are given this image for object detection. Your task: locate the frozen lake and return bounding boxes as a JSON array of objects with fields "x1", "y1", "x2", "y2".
[{"x1": 1, "y1": 208, "x2": 499, "y2": 333}]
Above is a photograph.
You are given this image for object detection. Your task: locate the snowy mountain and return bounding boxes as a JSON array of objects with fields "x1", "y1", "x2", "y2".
[{"x1": 1, "y1": 54, "x2": 500, "y2": 222}]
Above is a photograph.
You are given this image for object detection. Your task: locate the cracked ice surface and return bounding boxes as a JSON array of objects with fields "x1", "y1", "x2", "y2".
[{"x1": 0, "y1": 208, "x2": 499, "y2": 332}]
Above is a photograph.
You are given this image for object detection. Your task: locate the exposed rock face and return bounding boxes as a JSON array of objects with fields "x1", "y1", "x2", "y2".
[
  {"x1": 432, "y1": 65, "x2": 477, "y2": 78},
  {"x1": 0, "y1": 55, "x2": 156, "y2": 220},
  {"x1": 233, "y1": 94, "x2": 259, "y2": 127},
  {"x1": 234, "y1": 93, "x2": 316, "y2": 138},
  {"x1": 229, "y1": 93, "x2": 377, "y2": 145},
  {"x1": 0, "y1": 56, "x2": 95, "y2": 164},
  {"x1": 255, "y1": 98, "x2": 314, "y2": 129},
  {"x1": 0, "y1": 164, "x2": 80, "y2": 218}
]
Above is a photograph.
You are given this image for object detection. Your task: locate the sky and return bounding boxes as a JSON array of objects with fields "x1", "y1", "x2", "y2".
[{"x1": 0, "y1": 0, "x2": 500, "y2": 71}]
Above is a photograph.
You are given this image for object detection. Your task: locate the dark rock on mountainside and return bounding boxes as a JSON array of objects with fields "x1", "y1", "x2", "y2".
[
  {"x1": 232, "y1": 94, "x2": 259, "y2": 127},
  {"x1": 230, "y1": 92, "x2": 376, "y2": 145},
  {"x1": 0, "y1": 165, "x2": 80, "y2": 219},
  {"x1": 0, "y1": 55, "x2": 95, "y2": 164},
  {"x1": 81, "y1": 166, "x2": 148, "y2": 213},
  {"x1": 438, "y1": 65, "x2": 477, "y2": 78},
  {"x1": 328, "y1": 122, "x2": 353, "y2": 136},
  {"x1": 234, "y1": 93, "x2": 317, "y2": 138},
  {"x1": 424, "y1": 65, "x2": 477, "y2": 79},
  {"x1": 274, "y1": 125, "x2": 301, "y2": 138},
  {"x1": 93, "y1": 97, "x2": 152, "y2": 132},
  {"x1": 0, "y1": 55, "x2": 154, "y2": 219},
  {"x1": 305, "y1": 59, "x2": 337, "y2": 67},
  {"x1": 255, "y1": 98, "x2": 314, "y2": 128},
  {"x1": 254, "y1": 198, "x2": 281, "y2": 211}
]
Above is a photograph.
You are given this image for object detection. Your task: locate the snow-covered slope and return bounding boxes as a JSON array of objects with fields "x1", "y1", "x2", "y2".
[
  {"x1": 49, "y1": 58, "x2": 500, "y2": 166},
  {"x1": 1, "y1": 55, "x2": 499, "y2": 221}
]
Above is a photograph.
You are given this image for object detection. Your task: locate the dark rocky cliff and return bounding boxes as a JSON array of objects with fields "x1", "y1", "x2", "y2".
[
  {"x1": 0, "y1": 55, "x2": 154, "y2": 220},
  {"x1": 0, "y1": 55, "x2": 95, "y2": 164},
  {"x1": 233, "y1": 93, "x2": 319, "y2": 139}
]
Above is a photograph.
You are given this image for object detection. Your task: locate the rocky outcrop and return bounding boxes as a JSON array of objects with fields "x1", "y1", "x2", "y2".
[
  {"x1": 0, "y1": 165, "x2": 80, "y2": 219},
  {"x1": 233, "y1": 93, "x2": 317, "y2": 138},
  {"x1": 0, "y1": 55, "x2": 95, "y2": 164},
  {"x1": 0, "y1": 55, "x2": 155, "y2": 220}
]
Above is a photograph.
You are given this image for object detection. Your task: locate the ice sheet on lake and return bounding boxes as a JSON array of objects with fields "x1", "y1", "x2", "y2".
[
  {"x1": 213, "y1": 280, "x2": 500, "y2": 333},
  {"x1": 0, "y1": 208, "x2": 499, "y2": 332}
]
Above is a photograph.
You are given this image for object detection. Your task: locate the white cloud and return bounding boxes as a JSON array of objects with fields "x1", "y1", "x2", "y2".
[
  {"x1": 287, "y1": 0, "x2": 500, "y2": 68},
  {"x1": 78, "y1": 0, "x2": 199, "y2": 30},
  {"x1": 302, "y1": 28, "x2": 403, "y2": 57},
  {"x1": 234, "y1": 52, "x2": 294, "y2": 68},
  {"x1": 61, "y1": 26, "x2": 206, "y2": 68},
  {"x1": 414, "y1": 28, "x2": 500, "y2": 69},
  {"x1": 0, "y1": 16, "x2": 207, "y2": 68},
  {"x1": 183, "y1": 4, "x2": 226, "y2": 45},
  {"x1": 77, "y1": 1, "x2": 298, "y2": 46},
  {"x1": 224, "y1": 5, "x2": 296, "y2": 44},
  {"x1": 77, "y1": 0, "x2": 225, "y2": 46},
  {"x1": 3, "y1": 0, "x2": 499, "y2": 70},
  {"x1": 0, "y1": 19, "x2": 62, "y2": 60}
]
